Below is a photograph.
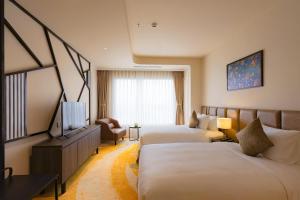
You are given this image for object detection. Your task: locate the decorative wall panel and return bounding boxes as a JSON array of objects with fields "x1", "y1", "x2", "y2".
[
  {"x1": 5, "y1": 73, "x2": 26, "y2": 141},
  {"x1": 4, "y1": 0, "x2": 91, "y2": 142}
]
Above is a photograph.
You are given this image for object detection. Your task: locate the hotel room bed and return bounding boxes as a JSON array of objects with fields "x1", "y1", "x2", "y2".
[
  {"x1": 139, "y1": 107, "x2": 226, "y2": 146},
  {"x1": 140, "y1": 125, "x2": 223, "y2": 146},
  {"x1": 138, "y1": 107, "x2": 300, "y2": 200},
  {"x1": 138, "y1": 142, "x2": 300, "y2": 200}
]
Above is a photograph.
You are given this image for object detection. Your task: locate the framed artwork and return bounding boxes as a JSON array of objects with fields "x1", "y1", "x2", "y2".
[{"x1": 227, "y1": 50, "x2": 263, "y2": 91}]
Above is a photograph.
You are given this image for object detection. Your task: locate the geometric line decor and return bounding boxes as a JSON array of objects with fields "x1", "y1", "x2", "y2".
[{"x1": 4, "y1": 0, "x2": 91, "y2": 142}]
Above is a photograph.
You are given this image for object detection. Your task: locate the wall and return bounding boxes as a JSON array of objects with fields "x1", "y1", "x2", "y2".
[
  {"x1": 202, "y1": 0, "x2": 300, "y2": 110},
  {"x1": 4, "y1": 0, "x2": 91, "y2": 174}
]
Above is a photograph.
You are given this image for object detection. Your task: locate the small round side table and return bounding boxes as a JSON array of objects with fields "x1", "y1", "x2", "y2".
[{"x1": 129, "y1": 126, "x2": 141, "y2": 141}]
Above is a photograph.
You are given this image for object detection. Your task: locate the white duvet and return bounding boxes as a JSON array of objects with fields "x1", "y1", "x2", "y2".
[
  {"x1": 140, "y1": 125, "x2": 223, "y2": 146},
  {"x1": 138, "y1": 142, "x2": 300, "y2": 200}
]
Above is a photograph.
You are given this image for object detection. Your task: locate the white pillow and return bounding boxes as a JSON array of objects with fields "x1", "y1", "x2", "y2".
[
  {"x1": 196, "y1": 113, "x2": 206, "y2": 118},
  {"x1": 208, "y1": 116, "x2": 218, "y2": 131},
  {"x1": 197, "y1": 115, "x2": 209, "y2": 130},
  {"x1": 262, "y1": 125, "x2": 300, "y2": 164}
]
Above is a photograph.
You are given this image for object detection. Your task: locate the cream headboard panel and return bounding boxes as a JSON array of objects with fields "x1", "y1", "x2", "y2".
[
  {"x1": 257, "y1": 110, "x2": 281, "y2": 128},
  {"x1": 208, "y1": 107, "x2": 217, "y2": 116},
  {"x1": 202, "y1": 105, "x2": 300, "y2": 141},
  {"x1": 240, "y1": 109, "x2": 257, "y2": 130}
]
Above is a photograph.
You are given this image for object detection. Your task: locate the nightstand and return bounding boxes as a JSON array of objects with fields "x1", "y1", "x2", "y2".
[
  {"x1": 211, "y1": 136, "x2": 235, "y2": 143},
  {"x1": 129, "y1": 126, "x2": 141, "y2": 141}
]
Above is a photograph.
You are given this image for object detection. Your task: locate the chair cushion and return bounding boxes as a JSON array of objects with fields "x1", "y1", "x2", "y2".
[
  {"x1": 112, "y1": 128, "x2": 126, "y2": 135},
  {"x1": 108, "y1": 123, "x2": 115, "y2": 129}
]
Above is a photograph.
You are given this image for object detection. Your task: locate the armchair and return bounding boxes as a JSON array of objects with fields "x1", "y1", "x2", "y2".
[{"x1": 95, "y1": 118, "x2": 126, "y2": 145}]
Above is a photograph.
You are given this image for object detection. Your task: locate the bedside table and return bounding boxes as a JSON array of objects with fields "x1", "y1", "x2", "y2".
[
  {"x1": 211, "y1": 136, "x2": 235, "y2": 143},
  {"x1": 129, "y1": 126, "x2": 141, "y2": 141}
]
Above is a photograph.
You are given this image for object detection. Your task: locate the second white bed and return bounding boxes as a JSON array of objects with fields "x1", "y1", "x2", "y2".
[
  {"x1": 140, "y1": 125, "x2": 224, "y2": 146},
  {"x1": 139, "y1": 142, "x2": 300, "y2": 200}
]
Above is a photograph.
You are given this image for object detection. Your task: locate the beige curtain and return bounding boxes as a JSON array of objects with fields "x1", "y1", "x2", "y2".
[
  {"x1": 97, "y1": 70, "x2": 109, "y2": 119},
  {"x1": 173, "y1": 71, "x2": 184, "y2": 125}
]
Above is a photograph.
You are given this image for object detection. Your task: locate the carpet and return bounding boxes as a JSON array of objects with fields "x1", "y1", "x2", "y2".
[{"x1": 35, "y1": 141, "x2": 139, "y2": 200}]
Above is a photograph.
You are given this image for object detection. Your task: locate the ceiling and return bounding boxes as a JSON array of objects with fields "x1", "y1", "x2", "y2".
[
  {"x1": 125, "y1": 0, "x2": 275, "y2": 57},
  {"x1": 12, "y1": 0, "x2": 276, "y2": 67}
]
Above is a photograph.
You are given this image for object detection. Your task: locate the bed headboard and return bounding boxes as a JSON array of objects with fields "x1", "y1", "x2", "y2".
[
  {"x1": 240, "y1": 109, "x2": 257, "y2": 130},
  {"x1": 202, "y1": 105, "x2": 300, "y2": 140},
  {"x1": 201, "y1": 106, "x2": 208, "y2": 115},
  {"x1": 208, "y1": 107, "x2": 217, "y2": 116},
  {"x1": 281, "y1": 111, "x2": 300, "y2": 130},
  {"x1": 226, "y1": 108, "x2": 240, "y2": 141},
  {"x1": 257, "y1": 110, "x2": 281, "y2": 128},
  {"x1": 217, "y1": 107, "x2": 227, "y2": 117}
]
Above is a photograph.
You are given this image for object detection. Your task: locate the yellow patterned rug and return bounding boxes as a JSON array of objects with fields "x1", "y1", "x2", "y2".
[{"x1": 35, "y1": 141, "x2": 139, "y2": 200}]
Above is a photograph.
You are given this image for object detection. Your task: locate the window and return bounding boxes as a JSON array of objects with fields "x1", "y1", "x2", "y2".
[{"x1": 109, "y1": 71, "x2": 176, "y2": 125}]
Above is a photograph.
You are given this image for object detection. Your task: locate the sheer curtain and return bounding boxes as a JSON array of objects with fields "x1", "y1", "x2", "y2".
[{"x1": 108, "y1": 71, "x2": 176, "y2": 125}]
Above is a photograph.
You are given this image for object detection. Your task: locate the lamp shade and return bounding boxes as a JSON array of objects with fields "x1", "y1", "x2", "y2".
[{"x1": 217, "y1": 118, "x2": 232, "y2": 129}]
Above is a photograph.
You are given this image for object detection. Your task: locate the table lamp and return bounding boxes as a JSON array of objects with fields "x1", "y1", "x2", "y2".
[{"x1": 217, "y1": 118, "x2": 232, "y2": 133}]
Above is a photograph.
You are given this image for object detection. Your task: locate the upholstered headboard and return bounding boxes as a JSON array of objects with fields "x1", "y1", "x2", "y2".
[
  {"x1": 225, "y1": 108, "x2": 240, "y2": 141},
  {"x1": 239, "y1": 109, "x2": 257, "y2": 130},
  {"x1": 201, "y1": 106, "x2": 208, "y2": 115},
  {"x1": 202, "y1": 105, "x2": 300, "y2": 140},
  {"x1": 208, "y1": 107, "x2": 217, "y2": 116},
  {"x1": 257, "y1": 110, "x2": 281, "y2": 128},
  {"x1": 281, "y1": 111, "x2": 300, "y2": 130},
  {"x1": 217, "y1": 107, "x2": 227, "y2": 117}
]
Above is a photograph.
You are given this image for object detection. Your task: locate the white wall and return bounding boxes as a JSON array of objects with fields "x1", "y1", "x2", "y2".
[{"x1": 202, "y1": 0, "x2": 300, "y2": 110}]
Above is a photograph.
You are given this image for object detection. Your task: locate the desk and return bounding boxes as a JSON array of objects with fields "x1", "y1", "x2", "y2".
[{"x1": 0, "y1": 174, "x2": 59, "y2": 200}]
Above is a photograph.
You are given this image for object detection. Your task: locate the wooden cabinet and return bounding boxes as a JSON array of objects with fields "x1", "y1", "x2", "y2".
[
  {"x1": 77, "y1": 135, "x2": 90, "y2": 167},
  {"x1": 62, "y1": 142, "x2": 78, "y2": 183},
  {"x1": 31, "y1": 125, "x2": 101, "y2": 193}
]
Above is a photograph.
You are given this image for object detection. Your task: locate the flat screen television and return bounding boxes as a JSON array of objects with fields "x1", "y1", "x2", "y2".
[{"x1": 61, "y1": 101, "x2": 86, "y2": 136}]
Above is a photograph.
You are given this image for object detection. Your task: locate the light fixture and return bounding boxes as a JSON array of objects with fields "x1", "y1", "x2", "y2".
[
  {"x1": 103, "y1": 47, "x2": 108, "y2": 51},
  {"x1": 217, "y1": 118, "x2": 232, "y2": 130},
  {"x1": 151, "y1": 22, "x2": 158, "y2": 28}
]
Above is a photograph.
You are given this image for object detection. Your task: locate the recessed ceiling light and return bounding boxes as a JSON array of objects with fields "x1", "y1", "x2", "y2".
[
  {"x1": 151, "y1": 22, "x2": 158, "y2": 28},
  {"x1": 137, "y1": 23, "x2": 143, "y2": 28},
  {"x1": 103, "y1": 47, "x2": 108, "y2": 51}
]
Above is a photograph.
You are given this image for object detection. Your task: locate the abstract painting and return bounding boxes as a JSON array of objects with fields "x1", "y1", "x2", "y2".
[{"x1": 227, "y1": 50, "x2": 263, "y2": 91}]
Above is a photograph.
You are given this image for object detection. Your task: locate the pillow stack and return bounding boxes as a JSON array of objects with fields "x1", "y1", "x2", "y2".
[
  {"x1": 237, "y1": 118, "x2": 300, "y2": 165},
  {"x1": 190, "y1": 111, "x2": 219, "y2": 131},
  {"x1": 261, "y1": 125, "x2": 300, "y2": 164},
  {"x1": 189, "y1": 111, "x2": 199, "y2": 128},
  {"x1": 237, "y1": 119, "x2": 273, "y2": 156},
  {"x1": 197, "y1": 113, "x2": 210, "y2": 130}
]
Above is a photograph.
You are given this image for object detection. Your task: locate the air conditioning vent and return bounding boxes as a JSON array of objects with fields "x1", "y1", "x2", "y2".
[{"x1": 133, "y1": 65, "x2": 162, "y2": 69}]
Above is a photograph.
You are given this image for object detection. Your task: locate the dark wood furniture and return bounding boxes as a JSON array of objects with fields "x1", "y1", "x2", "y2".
[
  {"x1": 0, "y1": 167, "x2": 59, "y2": 200},
  {"x1": 95, "y1": 118, "x2": 126, "y2": 145},
  {"x1": 129, "y1": 126, "x2": 141, "y2": 141},
  {"x1": 31, "y1": 125, "x2": 101, "y2": 194},
  {"x1": 1, "y1": 0, "x2": 5, "y2": 180},
  {"x1": 211, "y1": 136, "x2": 235, "y2": 143}
]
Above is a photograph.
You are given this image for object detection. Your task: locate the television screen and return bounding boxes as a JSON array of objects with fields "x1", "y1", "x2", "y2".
[{"x1": 62, "y1": 102, "x2": 86, "y2": 132}]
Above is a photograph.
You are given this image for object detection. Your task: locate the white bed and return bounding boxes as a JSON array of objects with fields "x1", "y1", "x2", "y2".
[
  {"x1": 140, "y1": 125, "x2": 224, "y2": 146},
  {"x1": 138, "y1": 142, "x2": 300, "y2": 200}
]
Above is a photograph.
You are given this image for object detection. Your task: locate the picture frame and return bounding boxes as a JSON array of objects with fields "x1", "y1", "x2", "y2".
[{"x1": 227, "y1": 50, "x2": 264, "y2": 91}]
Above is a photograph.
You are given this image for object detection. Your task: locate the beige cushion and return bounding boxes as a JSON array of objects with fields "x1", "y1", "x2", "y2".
[
  {"x1": 189, "y1": 111, "x2": 199, "y2": 128},
  {"x1": 112, "y1": 128, "x2": 126, "y2": 135},
  {"x1": 237, "y1": 118, "x2": 273, "y2": 156},
  {"x1": 108, "y1": 123, "x2": 115, "y2": 129}
]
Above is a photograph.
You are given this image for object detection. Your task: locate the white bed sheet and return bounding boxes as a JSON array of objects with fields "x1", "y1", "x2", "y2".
[
  {"x1": 140, "y1": 125, "x2": 223, "y2": 146},
  {"x1": 138, "y1": 142, "x2": 300, "y2": 200}
]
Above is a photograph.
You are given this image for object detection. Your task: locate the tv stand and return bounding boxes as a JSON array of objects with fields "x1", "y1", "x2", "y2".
[{"x1": 31, "y1": 125, "x2": 101, "y2": 194}]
